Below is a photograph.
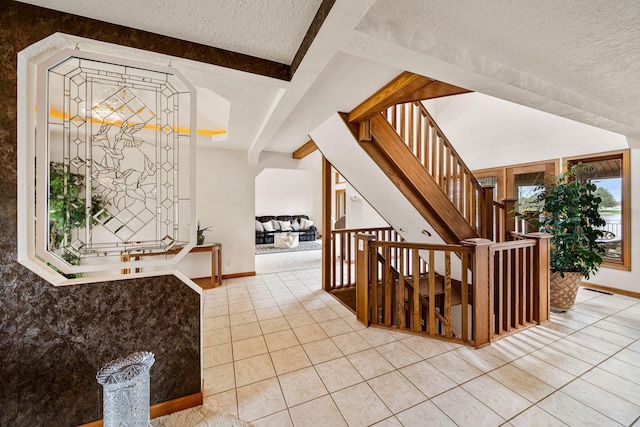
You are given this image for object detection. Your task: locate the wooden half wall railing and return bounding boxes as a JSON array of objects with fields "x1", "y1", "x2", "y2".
[
  {"x1": 381, "y1": 101, "x2": 495, "y2": 240},
  {"x1": 354, "y1": 232, "x2": 550, "y2": 348}
]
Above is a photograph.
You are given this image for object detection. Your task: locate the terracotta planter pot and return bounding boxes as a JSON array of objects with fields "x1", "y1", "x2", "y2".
[{"x1": 550, "y1": 271, "x2": 583, "y2": 312}]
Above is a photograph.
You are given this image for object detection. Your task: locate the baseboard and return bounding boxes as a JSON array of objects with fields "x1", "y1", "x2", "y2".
[
  {"x1": 222, "y1": 271, "x2": 256, "y2": 279},
  {"x1": 78, "y1": 391, "x2": 203, "y2": 427},
  {"x1": 581, "y1": 282, "x2": 640, "y2": 299}
]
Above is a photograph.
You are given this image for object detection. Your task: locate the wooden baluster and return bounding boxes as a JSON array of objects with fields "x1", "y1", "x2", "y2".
[
  {"x1": 528, "y1": 232, "x2": 551, "y2": 324},
  {"x1": 428, "y1": 249, "x2": 436, "y2": 334},
  {"x1": 444, "y1": 251, "x2": 452, "y2": 337},
  {"x1": 461, "y1": 250, "x2": 469, "y2": 342},
  {"x1": 504, "y1": 249, "x2": 512, "y2": 332},
  {"x1": 383, "y1": 245, "x2": 392, "y2": 326},
  {"x1": 355, "y1": 234, "x2": 376, "y2": 325},
  {"x1": 413, "y1": 249, "x2": 421, "y2": 332},
  {"x1": 398, "y1": 247, "x2": 405, "y2": 329},
  {"x1": 347, "y1": 231, "x2": 352, "y2": 287},
  {"x1": 496, "y1": 249, "x2": 504, "y2": 334}
]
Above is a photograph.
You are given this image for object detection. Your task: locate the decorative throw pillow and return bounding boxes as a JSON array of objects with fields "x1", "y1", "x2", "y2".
[
  {"x1": 262, "y1": 221, "x2": 274, "y2": 232},
  {"x1": 278, "y1": 220, "x2": 293, "y2": 231},
  {"x1": 271, "y1": 219, "x2": 281, "y2": 231},
  {"x1": 300, "y1": 218, "x2": 314, "y2": 230},
  {"x1": 291, "y1": 220, "x2": 301, "y2": 231},
  {"x1": 255, "y1": 220, "x2": 264, "y2": 232}
]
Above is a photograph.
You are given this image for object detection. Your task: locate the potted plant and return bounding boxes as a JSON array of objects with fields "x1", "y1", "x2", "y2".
[
  {"x1": 197, "y1": 222, "x2": 211, "y2": 245},
  {"x1": 531, "y1": 163, "x2": 606, "y2": 311}
]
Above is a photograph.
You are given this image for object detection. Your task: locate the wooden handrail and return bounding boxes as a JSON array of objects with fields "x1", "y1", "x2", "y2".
[
  {"x1": 355, "y1": 234, "x2": 550, "y2": 347},
  {"x1": 382, "y1": 101, "x2": 495, "y2": 240}
]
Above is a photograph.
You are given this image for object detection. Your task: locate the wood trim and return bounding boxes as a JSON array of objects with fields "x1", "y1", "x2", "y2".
[
  {"x1": 292, "y1": 140, "x2": 318, "y2": 159},
  {"x1": 6, "y1": 1, "x2": 289, "y2": 81},
  {"x1": 222, "y1": 271, "x2": 256, "y2": 279},
  {"x1": 348, "y1": 72, "x2": 470, "y2": 123},
  {"x1": 564, "y1": 149, "x2": 631, "y2": 271},
  {"x1": 290, "y1": 0, "x2": 336, "y2": 77},
  {"x1": 581, "y1": 282, "x2": 640, "y2": 300},
  {"x1": 322, "y1": 156, "x2": 333, "y2": 291},
  {"x1": 78, "y1": 391, "x2": 203, "y2": 427}
]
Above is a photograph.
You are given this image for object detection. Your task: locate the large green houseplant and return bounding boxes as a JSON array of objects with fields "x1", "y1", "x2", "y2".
[{"x1": 532, "y1": 163, "x2": 606, "y2": 311}]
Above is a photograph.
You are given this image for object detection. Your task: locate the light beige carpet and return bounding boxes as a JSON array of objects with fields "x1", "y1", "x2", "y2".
[{"x1": 151, "y1": 406, "x2": 254, "y2": 427}]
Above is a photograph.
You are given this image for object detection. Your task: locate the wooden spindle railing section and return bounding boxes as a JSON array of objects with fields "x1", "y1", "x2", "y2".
[
  {"x1": 329, "y1": 226, "x2": 401, "y2": 291},
  {"x1": 355, "y1": 233, "x2": 550, "y2": 348},
  {"x1": 382, "y1": 102, "x2": 495, "y2": 239}
]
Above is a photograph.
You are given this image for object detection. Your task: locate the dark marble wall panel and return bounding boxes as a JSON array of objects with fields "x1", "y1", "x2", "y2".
[{"x1": 0, "y1": 2, "x2": 201, "y2": 426}]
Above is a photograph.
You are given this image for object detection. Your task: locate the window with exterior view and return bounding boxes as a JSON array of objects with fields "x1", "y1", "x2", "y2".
[{"x1": 568, "y1": 151, "x2": 630, "y2": 270}]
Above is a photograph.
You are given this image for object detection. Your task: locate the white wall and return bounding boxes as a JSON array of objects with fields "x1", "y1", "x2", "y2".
[
  {"x1": 344, "y1": 183, "x2": 388, "y2": 229},
  {"x1": 255, "y1": 168, "x2": 317, "y2": 217},
  {"x1": 174, "y1": 148, "x2": 321, "y2": 278}
]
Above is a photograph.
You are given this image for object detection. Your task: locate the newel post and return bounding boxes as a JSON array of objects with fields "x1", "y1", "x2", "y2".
[
  {"x1": 481, "y1": 185, "x2": 495, "y2": 241},
  {"x1": 462, "y1": 238, "x2": 493, "y2": 348},
  {"x1": 526, "y1": 232, "x2": 551, "y2": 324},
  {"x1": 355, "y1": 233, "x2": 376, "y2": 326},
  {"x1": 501, "y1": 198, "x2": 517, "y2": 240}
]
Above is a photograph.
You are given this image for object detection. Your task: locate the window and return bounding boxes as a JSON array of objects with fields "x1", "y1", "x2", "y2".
[{"x1": 566, "y1": 150, "x2": 630, "y2": 270}]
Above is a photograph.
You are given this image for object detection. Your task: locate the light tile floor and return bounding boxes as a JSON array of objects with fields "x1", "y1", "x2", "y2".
[{"x1": 201, "y1": 251, "x2": 640, "y2": 426}]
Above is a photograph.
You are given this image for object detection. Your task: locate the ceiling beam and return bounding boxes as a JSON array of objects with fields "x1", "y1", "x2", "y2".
[
  {"x1": 290, "y1": 0, "x2": 336, "y2": 78},
  {"x1": 348, "y1": 72, "x2": 471, "y2": 123},
  {"x1": 292, "y1": 140, "x2": 318, "y2": 159}
]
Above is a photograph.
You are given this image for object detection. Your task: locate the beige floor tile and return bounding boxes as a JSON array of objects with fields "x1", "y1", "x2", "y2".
[
  {"x1": 255, "y1": 306, "x2": 283, "y2": 321},
  {"x1": 237, "y1": 377, "x2": 287, "y2": 422},
  {"x1": 230, "y1": 311, "x2": 258, "y2": 327},
  {"x1": 462, "y1": 375, "x2": 531, "y2": 419},
  {"x1": 628, "y1": 339, "x2": 640, "y2": 353},
  {"x1": 232, "y1": 336, "x2": 268, "y2": 360},
  {"x1": 259, "y1": 317, "x2": 290, "y2": 334},
  {"x1": 342, "y1": 316, "x2": 367, "y2": 330},
  {"x1": 528, "y1": 346, "x2": 592, "y2": 376},
  {"x1": 374, "y1": 341, "x2": 422, "y2": 369},
  {"x1": 400, "y1": 335, "x2": 449, "y2": 359},
  {"x1": 278, "y1": 366, "x2": 328, "y2": 407},
  {"x1": 613, "y1": 347, "x2": 640, "y2": 368},
  {"x1": 203, "y1": 389, "x2": 237, "y2": 418},
  {"x1": 249, "y1": 290, "x2": 272, "y2": 300},
  {"x1": 509, "y1": 406, "x2": 568, "y2": 427},
  {"x1": 230, "y1": 321, "x2": 263, "y2": 341},
  {"x1": 357, "y1": 327, "x2": 396, "y2": 347},
  {"x1": 581, "y1": 367, "x2": 640, "y2": 403},
  {"x1": 252, "y1": 410, "x2": 293, "y2": 427},
  {"x1": 512, "y1": 354, "x2": 575, "y2": 388},
  {"x1": 591, "y1": 319, "x2": 640, "y2": 340},
  {"x1": 264, "y1": 329, "x2": 299, "y2": 352},
  {"x1": 428, "y1": 351, "x2": 483, "y2": 384},
  {"x1": 270, "y1": 345, "x2": 312, "y2": 375},
  {"x1": 300, "y1": 298, "x2": 329, "y2": 311},
  {"x1": 228, "y1": 301, "x2": 254, "y2": 314},
  {"x1": 234, "y1": 353, "x2": 276, "y2": 387},
  {"x1": 203, "y1": 327, "x2": 231, "y2": 347},
  {"x1": 396, "y1": 400, "x2": 456, "y2": 427},
  {"x1": 203, "y1": 315, "x2": 230, "y2": 331},
  {"x1": 562, "y1": 378, "x2": 640, "y2": 426},
  {"x1": 309, "y1": 307, "x2": 340, "y2": 323},
  {"x1": 278, "y1": 301, "x2": 307, "y2": 315},
  {"x1": 203, "y1": 342, "x2": 233, "y2": 368},
  {"x1": 371, "y1": 416, "x2": 403, "y2": 427},
  {"x1": 488, "y1": 364, "x2": 555, "y2": 402},
  {"x1": 252, "y1": 297, "x2": 278, "y2": 309},
  {"x1": 399, "y1": 360, "x2": 457, "y2": 398},
  {"x1": 348, "y1": 349, "x2": 396, "y2": 380},
  {"x1": 318, "y1": 318, "x2": 353, "y2": 337},
  {"x1": 203, "y1": 362, "x2": 235, "y2": 396},
  {"x1": 552, "y1": 310, "x2": 600, "y2": 327},
  {"x1": 293, "y1": 323, "x2": 328, "y2": 344},
  {"x1": 599, "y1": 357, "x2": 640, "y2": 385},
  {"x1": 288, "y1": 395, "x2": 347, "y2": 427},
  {"x1": 302, "y1": 337, "x2": 343, "y2": 364},
  {"x1": 332, "y1": 304, "x2": 357, "y2": 318},
  {"x1": 228, "y1": 293, "x2": 251, "y2": 304},
  {"x1": 432, "y1": 386, "x2": 505, "y2": 427},
  {"x1": 483, "y1": 337, "x2": 529, "y2": 362},
  {"x1": 563, "y1": 330, "x2": 624, "y2": 355},
  {"x1": 538, "y1": 391, "x2": 624, "y2": 427},
  {"x1": 548, "y1": 340, "x2": 609, "y2": 366},
  {"x1": 285, "y1": 312, "x2": 317, "y2": 328},
  {"x1": 367, "y1": 371, "x2": 426, "y2": 413},
  {"x1": 332, "y1": 382, "x2": 393, "y2": 427},
  {"x1": 578, "y1": 324, "x2": 635, "y2": 347},
  {"x1": 315, "y1": 357, "x2": 364, "y2": 392},
  {"x1": 331, "y1": 331, "x2": 372, "y2": 355},
  {"x1": 452, "y1": 345, "x2": 507, "y2": 372}
]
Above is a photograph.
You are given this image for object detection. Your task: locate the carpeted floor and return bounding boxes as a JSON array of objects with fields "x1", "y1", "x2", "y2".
[
  {"x1": 151, "y1": 405, "x2": 254, "y2": 427},
  {"x1": 255, "y1": 240, "x2": 322, "y2": 255}
]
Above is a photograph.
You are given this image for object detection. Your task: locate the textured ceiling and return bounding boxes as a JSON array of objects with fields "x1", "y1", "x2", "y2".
[{"x1": 18, "y1": 0, "x2": 640, "y2": 162}]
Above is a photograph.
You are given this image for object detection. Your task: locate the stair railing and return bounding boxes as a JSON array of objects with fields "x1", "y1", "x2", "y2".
[
  {"x1": 355, "y1": 232, "x2": 550, "y2": 348},
  {"x1": 382, "y1": 102, "x2": 496, "y2": 240}
]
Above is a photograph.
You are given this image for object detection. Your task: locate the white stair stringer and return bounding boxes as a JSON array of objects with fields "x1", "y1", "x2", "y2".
[{"x1": 310, "y1": 113, "x2": 464, "y2": 280}]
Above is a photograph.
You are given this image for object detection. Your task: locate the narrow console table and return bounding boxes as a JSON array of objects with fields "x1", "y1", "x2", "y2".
[{"x1": 120, "y1": 243, "x2": 222, "y2": 288}]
